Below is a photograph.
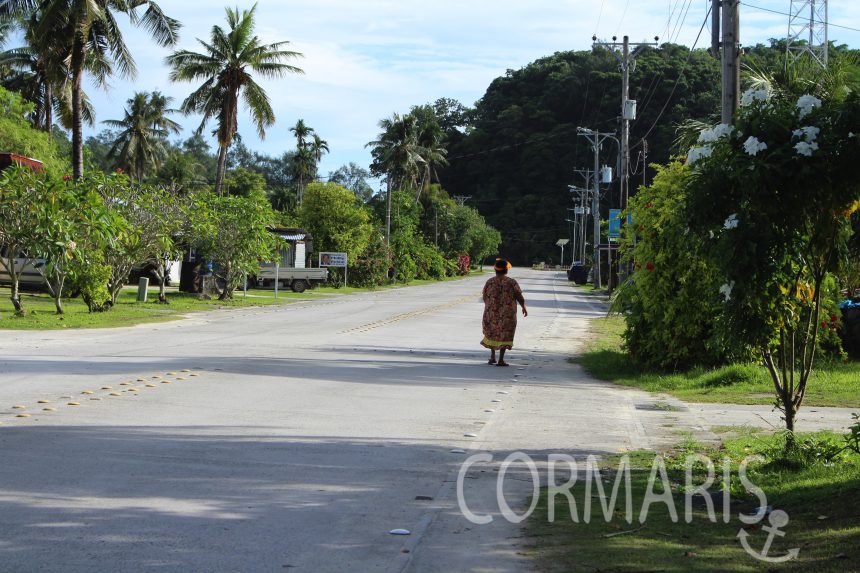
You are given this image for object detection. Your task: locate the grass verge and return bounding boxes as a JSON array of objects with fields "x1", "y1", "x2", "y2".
[
  {"x1": 574, "y1": 315, "x2": 860, "y2": 408},
  {"x1": 527, "y1": 431, "x2": 860, "y2": 572},
  {"x1": 0, "y1": 270, "x2": 485, "y2": 330}
]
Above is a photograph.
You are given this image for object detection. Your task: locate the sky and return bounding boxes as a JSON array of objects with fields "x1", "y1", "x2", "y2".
[{"x1": 83, "y1": 0, "x2": 860, "y2": 189}]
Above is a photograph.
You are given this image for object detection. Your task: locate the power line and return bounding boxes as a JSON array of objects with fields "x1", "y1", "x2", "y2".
[
  {"x1": 740, "y1": 1, "x2": 860, "y2": 34},
  {"x1": 631, "y1": 5, "x2": 712, "y2": 151}
]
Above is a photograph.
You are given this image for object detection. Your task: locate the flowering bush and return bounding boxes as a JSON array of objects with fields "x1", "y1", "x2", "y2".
[
  {"x1": 685, "y1": 89, "x2": 860, "y2": 436},
  {"x1": 614, "y1": 161, "x2": 753, "y2": 370}
]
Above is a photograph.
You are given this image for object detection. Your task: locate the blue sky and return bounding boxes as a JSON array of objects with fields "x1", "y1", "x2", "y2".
[{"x1": 86, "y1": 1, "x2": 860, "y2": 188}]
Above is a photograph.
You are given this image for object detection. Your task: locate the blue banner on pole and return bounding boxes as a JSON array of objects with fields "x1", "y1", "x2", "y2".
[{"x1": 609, "y1": 209, "x2": 622, "y2": 239}]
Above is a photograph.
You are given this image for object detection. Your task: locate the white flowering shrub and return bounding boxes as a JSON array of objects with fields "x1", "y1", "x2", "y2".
[{"x1": 685, "y1": 90, "x2": 860, "y2": 436}]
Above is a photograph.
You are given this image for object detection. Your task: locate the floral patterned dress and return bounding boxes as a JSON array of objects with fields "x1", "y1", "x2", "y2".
[{"x1": 481, "y1": 275, "x2": 525, "y2": 350}]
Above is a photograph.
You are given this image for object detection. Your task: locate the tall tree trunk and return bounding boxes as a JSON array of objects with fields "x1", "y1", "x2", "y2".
[
  {"x1": 70, "y1": 38, "x2": 86, "y2": 180},
  {"x1": 44, "y1": 82, "x2": 53, "y2": 133},
  {"x1": 214, "y1": 142, "x2": 228, "y2": 196}
]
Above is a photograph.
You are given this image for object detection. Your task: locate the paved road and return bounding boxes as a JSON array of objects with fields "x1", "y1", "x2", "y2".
[
  {"x1": 0, "y1": 270, "x2": 719, "y2": 572},
  {"x1": 2, "y1": 269, "x2": 855, "y2": 572}
]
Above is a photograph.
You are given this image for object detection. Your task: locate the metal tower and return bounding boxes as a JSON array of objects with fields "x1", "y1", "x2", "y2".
[{"x1": 786, "y1": 0, "x2": 828, "y2": 67}]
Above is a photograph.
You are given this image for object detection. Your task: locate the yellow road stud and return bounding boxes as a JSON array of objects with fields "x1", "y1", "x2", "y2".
[
  {"x1": 109, "y1": 392, "x2": 122, "y2": 397},
  {"x1": 67, "y1": 402, "x2": 80, "y2": 406},
  {"x1": 145, "y1": 384, "x2": 157, "y2": 388},
  {"x1": 176, "y1": 377, "x2": 186, "y2": 380},
  {"x1": 181, "y1": 369, "x2": 190, "y2": 372},
  {"x1": 37, "y1": 400, "x2": 50, "y2": 404},
  {"x1": 82, "y1": 391, "x2": 94, "y2": 395},
  {"x1": 12, "y1": 405, "x2": 26, "y2": 409},
  {"x1": 16, "y1": 413, "x2": 31, "y2": 418},
  {"x1": 120, "y1": 382, "x2": 131, "y2": 386},
  {"x1": 42, "y1": 407, "x2": 57, "y2": 412},
  {"x1": 101, "y1": 386, "x2": 112, "y2": 390},
  {"x1": 152, "y1": 376, "x2": 161, "y2": 379},
  {"x1": 161, "y1": 380, "x2": 171, "y2": 384}
]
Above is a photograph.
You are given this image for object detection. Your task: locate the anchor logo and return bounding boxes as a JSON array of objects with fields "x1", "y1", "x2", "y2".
[{"x1": 737, "y1": 510, "x2": 800, "y2": 563}]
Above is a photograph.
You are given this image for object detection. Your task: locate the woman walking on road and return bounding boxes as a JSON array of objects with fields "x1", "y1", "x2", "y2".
[{"x1": 481, "y1": 259, "x2": 527, "y2": 366}]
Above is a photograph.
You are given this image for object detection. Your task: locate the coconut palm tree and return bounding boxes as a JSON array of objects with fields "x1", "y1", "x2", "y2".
[
  {"x1": 102, "y1": 91, "x2": 181, "y2": 181},
  {"x1": 0, "y1": 9, "x2": 97, "y2": 133},
  {"x1": 0, "y1": 0, "x2": 181, "y2": 179},
  {"x1": 366, "y1": 112, "x2": 426, "y2": 244},
  {"x1": 166, "y1": 4, "x2": 303, "y2": 195}
]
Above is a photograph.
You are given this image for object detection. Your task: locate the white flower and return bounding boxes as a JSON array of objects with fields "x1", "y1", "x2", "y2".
[
  {"x1": 794, "y1": 141, "x2": 819, "y2": 157},
  {"x1": 740, "y1": 89, "x2": 769, "y2": 107},
  {"x1": 698, "y1": 123, "x2": 734, "y2": 144},
  {"x1": 709, "y1": 230, "x2": 715, "y2": 239},
  {"x1": 796, "y1": 94, "x2": 822, "y2": 119},
  {"x1": 66, "y1": 240, "x2": 77, "y2": 250},
  {"x1": 792, "y1": 126, "x2": 820, "y2": 142},
  {"x1": 719, "y1": 281, "x2": 735, "y2": 302},
  {"x1": 743, "y1": 136, "x2": 768, "y2": 156},
  {"x1": 723, "y1": 213, "x2": 739, "y2": 230},
  {"x1": 850, "y1": 132, "x2": 856, "y2": 138},
  {"x1": 686, "y1": 146, "x2": 713, "y2": 165}
]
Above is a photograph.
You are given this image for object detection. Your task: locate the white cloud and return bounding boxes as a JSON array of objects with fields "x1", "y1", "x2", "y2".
[{"x1": 70, "y1": 0, "x2": 859, "y2": 178}]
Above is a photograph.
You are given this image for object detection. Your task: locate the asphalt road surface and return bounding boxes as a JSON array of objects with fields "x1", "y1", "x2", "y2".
[{"x1": 0, "y1": 269, "x2": 651, "y2": 573}]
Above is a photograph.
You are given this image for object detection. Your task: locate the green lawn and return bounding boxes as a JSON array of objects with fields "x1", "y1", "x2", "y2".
[
  {"x1": 0, "y1": 270, "x2": 484, "y2": 330},
  {"x1": 575, "y1": 315, "x2": 860, "y2": 408},
  {"x1": 527, "y1": 431, "x2": 860, "y2": 572}
]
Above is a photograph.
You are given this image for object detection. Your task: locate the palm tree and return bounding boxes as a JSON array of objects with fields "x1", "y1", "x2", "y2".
[
  {"x1": 102, "y1": 91, "x2": 181, "y2": 181},
  {"x1": 290, "y1": 118, "x2": 313, "y2": 148},
  {"x1": 415, "y1": 120, "x2": 447, "y2": 203},
  {"x1": 166, "y1": 4, "x2": 303, "y2": 195},
  {"x1": 289, "y1": 119, "x2": 314, "y2": 204},
  {"x1": 1, "y1": 0, "x2": 181, "y2": 180},
  {"x1": 366, "y1": 113, "x2": 426, "y2": 244},
  {"x1": 310, "y1": 133, "x2": 328, "y2": 163}
]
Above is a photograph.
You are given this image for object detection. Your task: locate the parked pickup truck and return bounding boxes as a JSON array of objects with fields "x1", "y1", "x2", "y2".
[{"x1": 255, "y1": 265, "x2": 328, "y2": 293}]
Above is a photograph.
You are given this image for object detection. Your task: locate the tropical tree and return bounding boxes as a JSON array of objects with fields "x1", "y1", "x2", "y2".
[
  {"x1": 366, "y1": 112, "x2": 425, "y2": 244},
  {"x1": 310, "y1": 133, "x2": 328, "y2": 163},
  {"x1": 289, "y1": 118, "x2": 313, "y2": 148},
  {"x1": 298, "y1": 181, "x2": 373, "y2": 264},
  {"x1": 102, "y1": 91, "x2": 181, "y2": 181},
  {"x1": 190, "y1": 189, "x2": 279, "y2": 300},
  {"x1": 166, "y1": 4, "x2": 303, "y2": 195},
  {"x1": 685, "y1": 89, "x2": 860, "y2": 444},
  {"x1": 0, "y1": 0, "x2": 181, "y2": 180}
]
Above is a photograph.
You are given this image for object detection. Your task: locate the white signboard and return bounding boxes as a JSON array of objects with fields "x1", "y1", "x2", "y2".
[{"x1": 319, "y1": 252, "x2": 347, "y2": 268}]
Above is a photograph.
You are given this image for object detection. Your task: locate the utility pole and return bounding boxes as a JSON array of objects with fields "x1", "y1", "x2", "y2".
[
  {"x1": 592, "y1": 35, "x2": 658, "y2": 212},
  {"x1": 577, "y1": 128, "x2": 617, "y2": 289},
  {"x1": 453, "y1": 195, "x2": 471, "y2": 207},
  {"x1": 712, "y1": 0, "x2": 741, "y2": 124}
]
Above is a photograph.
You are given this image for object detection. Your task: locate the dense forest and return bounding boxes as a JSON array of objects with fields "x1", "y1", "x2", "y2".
[{"x1": 436, "y1": 40, "x2": 860, "y2": 264}]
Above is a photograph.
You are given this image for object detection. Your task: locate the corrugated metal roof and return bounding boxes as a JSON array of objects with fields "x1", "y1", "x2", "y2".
[{"x1": 279, "y1": 233, "x2": 306, "y2": 240}]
